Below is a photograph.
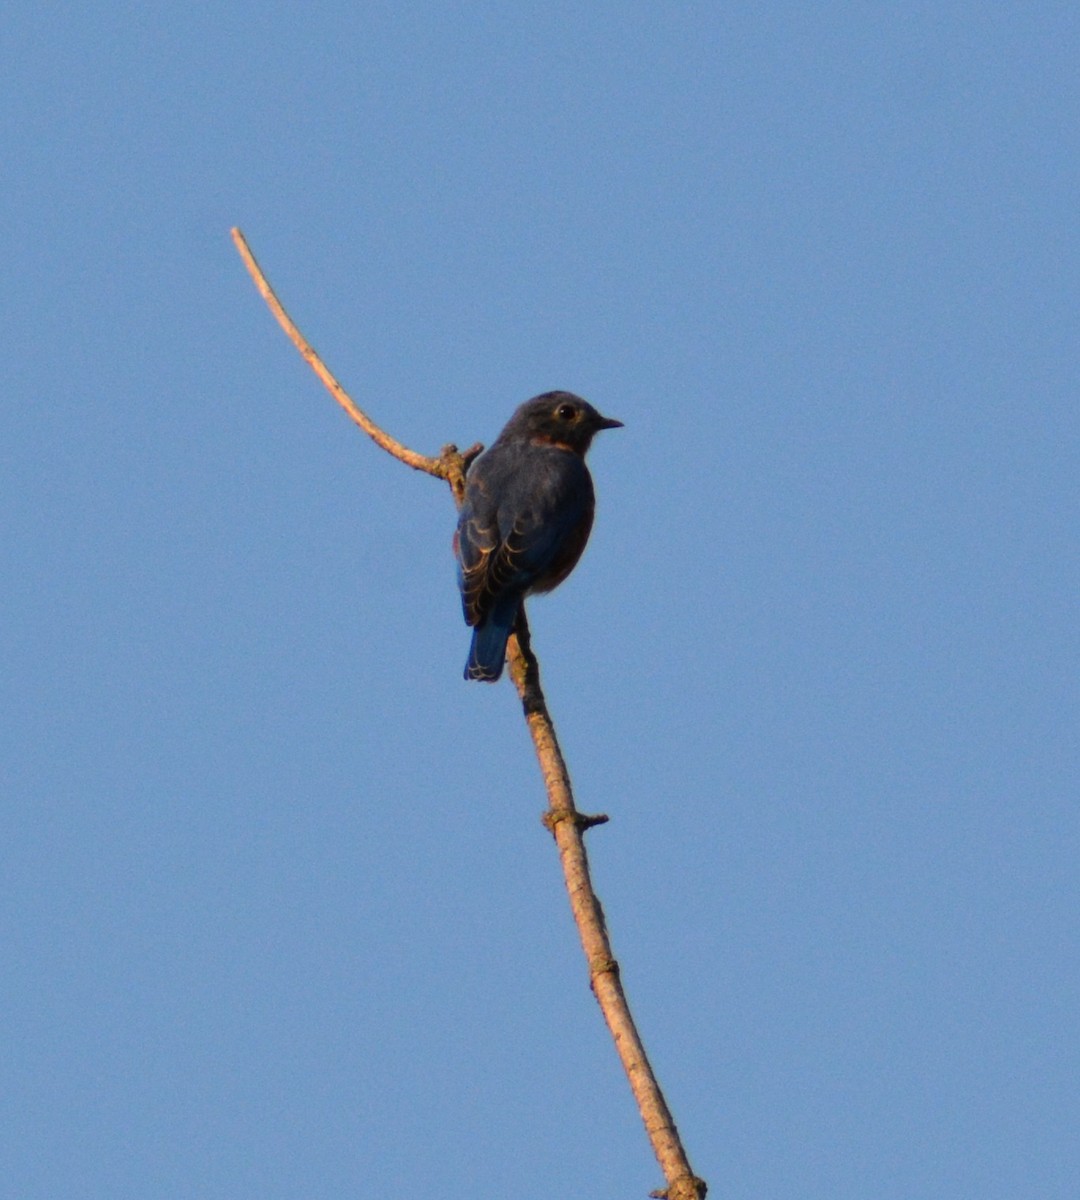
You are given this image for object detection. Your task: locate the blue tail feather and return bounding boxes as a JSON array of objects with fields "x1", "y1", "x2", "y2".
[{"x1": 465, "y1": 597, "x2": 520, "y2": 682}]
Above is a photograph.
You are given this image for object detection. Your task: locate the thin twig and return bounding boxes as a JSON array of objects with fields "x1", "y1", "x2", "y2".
[
  {"x1": 231, "y1": 228, "x2": 705, "y2": 1200},
  {"x1": 509, "y1": 622, "x2": 706, "y2": 1200},
  {"x1": 230, "y1": 227, "x2": 482, "y2": 501}
]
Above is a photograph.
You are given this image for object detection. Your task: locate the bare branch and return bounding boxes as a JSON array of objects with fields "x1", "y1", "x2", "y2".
[
  {"x1": 232, "y1": 229, "x2": 705, "y2": 1200},
  {"x1": 508, "y1": 619, "x2": 707, "y2": 1200},
  {"x1": 230, "y1": 227, "x2": 482, "y2": 501}
]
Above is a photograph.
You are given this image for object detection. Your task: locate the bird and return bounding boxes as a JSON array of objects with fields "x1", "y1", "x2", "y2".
[{"x1": 454, "y1": 391, "x2": 622, "y2": 682}]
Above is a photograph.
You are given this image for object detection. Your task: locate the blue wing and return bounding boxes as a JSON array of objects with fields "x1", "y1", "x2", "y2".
[{"x1": 456, "y1": 444, "x2": 594, "y2": 629}]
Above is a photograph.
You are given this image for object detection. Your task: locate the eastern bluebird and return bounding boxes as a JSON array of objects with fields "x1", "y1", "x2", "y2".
[{"x1": 454, "y1": 391, "x2": 622, "y2": 682}]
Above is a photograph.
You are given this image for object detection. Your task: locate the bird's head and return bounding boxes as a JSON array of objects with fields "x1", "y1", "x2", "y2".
[{"x1": 502, "y1": 391, "x2": 623, "y2": 454}]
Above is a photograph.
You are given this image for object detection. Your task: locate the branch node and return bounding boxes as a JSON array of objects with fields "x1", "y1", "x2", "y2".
[
  {"x1": 650, "y1": 1177, "x2": 708, "y2": 1200},
  {"x1": 589, "y1": 954, "x2": 620, "y2": 984},
  {"x1": 435, "y1": 441, "x2": 485, "y2": 504},
  {"x1": 437, "y1": 441, "x2": 484, "y2": 470},
  {"x1": 541, "y1": 809, "x2": 610, "y2": 835}
]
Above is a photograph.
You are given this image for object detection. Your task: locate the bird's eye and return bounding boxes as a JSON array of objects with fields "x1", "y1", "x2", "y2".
[{"x1": 556, "y1": 403, "x2": 577, "y2": 421}]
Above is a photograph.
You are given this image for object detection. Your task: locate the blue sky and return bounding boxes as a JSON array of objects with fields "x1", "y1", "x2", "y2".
[{"x1": 4, "y1": 5, "x2": 1078, "y2": 1198}]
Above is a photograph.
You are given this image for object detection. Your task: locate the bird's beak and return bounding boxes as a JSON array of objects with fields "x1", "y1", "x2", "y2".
[{"x1": 596, "y1": 415, "x2": 624, "y2": 430}]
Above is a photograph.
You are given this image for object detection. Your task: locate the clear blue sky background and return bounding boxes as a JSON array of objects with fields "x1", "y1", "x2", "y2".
[{"x1": 4, "y1": 5, "x2": 1077, "y2": 1198}]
